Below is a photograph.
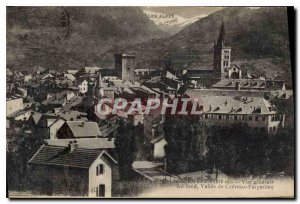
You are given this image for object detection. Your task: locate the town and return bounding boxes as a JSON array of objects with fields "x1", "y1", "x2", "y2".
[{"x1": 7, "y1": 23, "x2": 294, "y2": 198}]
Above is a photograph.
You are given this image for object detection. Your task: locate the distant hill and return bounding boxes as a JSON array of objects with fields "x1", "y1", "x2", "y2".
[
  {"x1": 122, "y1": 7, "x2": 292, "y2": 84},
  {"x1": 7, "y1": 6, "x2": 168, "y2": 71}
]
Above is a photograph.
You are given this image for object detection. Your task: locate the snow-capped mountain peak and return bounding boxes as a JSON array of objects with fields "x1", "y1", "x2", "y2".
[{"x1": 143, "y1": 9, "x2": 207, "y2": 34}]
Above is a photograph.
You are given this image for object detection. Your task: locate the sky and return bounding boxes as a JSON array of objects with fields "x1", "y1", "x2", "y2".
[{"x1": 142, "y1": 7, "x2": 224, "y2": 18}]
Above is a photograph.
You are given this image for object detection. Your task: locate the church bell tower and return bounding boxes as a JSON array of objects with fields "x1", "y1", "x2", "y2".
[{"x1": 213, "y1": 22, "x2": 231, "y2": 79}]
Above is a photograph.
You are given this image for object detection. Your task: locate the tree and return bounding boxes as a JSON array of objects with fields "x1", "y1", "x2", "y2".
[
  {"x1": 114, "y1": 118, "x2": 136, "y2": 180},
  {"x1": 163, "y1": 115, "x2": 209, "y2": 174}
]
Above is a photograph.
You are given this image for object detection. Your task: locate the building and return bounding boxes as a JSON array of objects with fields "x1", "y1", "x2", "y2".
[
  {"x1": 77, "y1": 78, "x2": 90, "y2": 94},
  {"x1": 64, "y1": 73, "x2": 76, "y2": 82},
  {"x1": 28, "y1": 143, "x2": 118, "y2": 197},
  {"x1": 199, "y1": 95, "x2": 285, "y2": 134},
  {"x1": 114, "y1": 53, "x2": 135, "y2": 82},
  {"x1": 56, "y1": 121, "x2": 102, "y2": 139},
  {"x1": 7, "y1": 97, "x2": 24, "y2": 116}
]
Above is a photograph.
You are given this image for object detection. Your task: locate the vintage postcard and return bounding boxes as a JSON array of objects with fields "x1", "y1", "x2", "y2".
[{"x1": 6, "y1": 6, "x2": 294, "y2": 198}]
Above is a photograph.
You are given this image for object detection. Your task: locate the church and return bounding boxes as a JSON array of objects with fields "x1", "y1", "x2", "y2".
[{"x1": 185, "y1": 22, "x2": 286, "y2": 91}]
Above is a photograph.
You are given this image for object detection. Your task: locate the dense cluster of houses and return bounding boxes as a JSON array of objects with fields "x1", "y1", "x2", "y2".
[{"x1": 6, "y1": 23, "x2": 292, "y2": 197}]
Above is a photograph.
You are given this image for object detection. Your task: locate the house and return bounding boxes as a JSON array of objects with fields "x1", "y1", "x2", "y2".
[
  {"x1": 67, "y1": 69, "x2": 79, "y2": 75},
  {"x1": 6, "y1": 97, "x2": 23, "y2": 116},
  {"x1": 28, "y1": 143, "x2": 118, "y2": 197},
  {"x1": 33, "y1": 66, "x2": 47, "y2": 75},
  {"x1": 6, "y1": 109, "x2": 32, "y2": 129},
  {"x1": 56, "y1": 121, "x2": 102, "y2": 139},
  {"x1": 35, "y1": 111, "x2": 88, "y2": 139},
  {"x1": 77, "y1": 77, "x2": 90, "y2": 94},
  {"x1": 24, "y1": 74, "x2": 33, "y2": 83},
  {"x1": 64, "y1": 73, "x2": 76, "y2": 82},
  {"x1": 84, "y1": 67, "x2": 101, "y2": 74}
]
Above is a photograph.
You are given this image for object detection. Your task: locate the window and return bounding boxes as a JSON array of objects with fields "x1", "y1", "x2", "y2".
[
  {"x1": 224, "y1": 50, "x2": 230, "y2": 54},
  {"x1": 224, "y1": 56, "x2": 229, "y2": 59},
  {"x1": 234, "y1": 115, "x2": 237, "y2": 120},
  {"x1": 249, "y1": 116, "x2": 252, "y2": 121},
  {"x1": 226, "y1": 115, "x2": 229, "y2": 120},
  {"x1": 96, "y1": 164, "x2": 104, "y2": 176},
  {"x1": 218, "y1": 115, "x2": 222, "y2": 119},
  {"x1": 255, "y1": 116, "x2": 259, "y2": 121},
  {"x1": 262, "y1": 116, "x2": 266, "y2": 121}
]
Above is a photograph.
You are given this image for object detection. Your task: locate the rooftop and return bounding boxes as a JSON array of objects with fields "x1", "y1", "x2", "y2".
[
  {"x1": 199, "y1": 95, "x2": 276, "y2": 114},
  {"x1": 65, "y1": 121, "x2": 102, "y2": 137},
  {"x1": 29, "y1": 145, "x2": 117, "y2": 169},
  {"x1": 44, "y1": 138, "x2": 115, "y2": 149}
]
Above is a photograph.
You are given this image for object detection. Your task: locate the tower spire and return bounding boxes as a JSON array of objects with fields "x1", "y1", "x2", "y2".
[
  {"x1": 217, "y1": 21, "x2": 226, "y2": 46},
  {"x1": 95, "y1": 70, "x2": 103, "y2": 98}
]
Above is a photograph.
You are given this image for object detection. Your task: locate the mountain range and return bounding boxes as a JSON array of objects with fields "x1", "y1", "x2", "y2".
[
  {"x1": 7, "y1": 7, "x2": 168, "y2": 70},
  {"x1": 7, "y1": 7, "x2": 292, "y2": 85}
]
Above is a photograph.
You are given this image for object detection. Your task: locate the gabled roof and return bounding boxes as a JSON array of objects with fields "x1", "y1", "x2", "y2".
[
  {"x1": 6, "y1": 68, "x2": 13, "y2": 76},
  {"x1": 165, "y1": 71, "x2": 178, "y2": 80},
  {"x1": 29, "y1": 145, "x2": 117, "y2": 169},
  {"x1": 30, "y1": 112, "x2": 43, "y2": 124},
  {"x1": 150, "y1": 135, "x2": 165, "y2": 144},
  {"x1": 84, "y1": 67, "x2": 101, "y2": 74},
  {"x1": 65, "y1": 121, "x2": 102, "y2": 137},
  {"x1": 64, "y1": 73, "x2": 76, "y2": 82},
  {"x1": 76, "y1": 77, "x2": 90, "y2": 86}
]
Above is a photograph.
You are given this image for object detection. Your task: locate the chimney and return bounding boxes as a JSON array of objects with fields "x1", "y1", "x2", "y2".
[{"x1": 68, "y1": 140, "x2": 78, "y2": 152}]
